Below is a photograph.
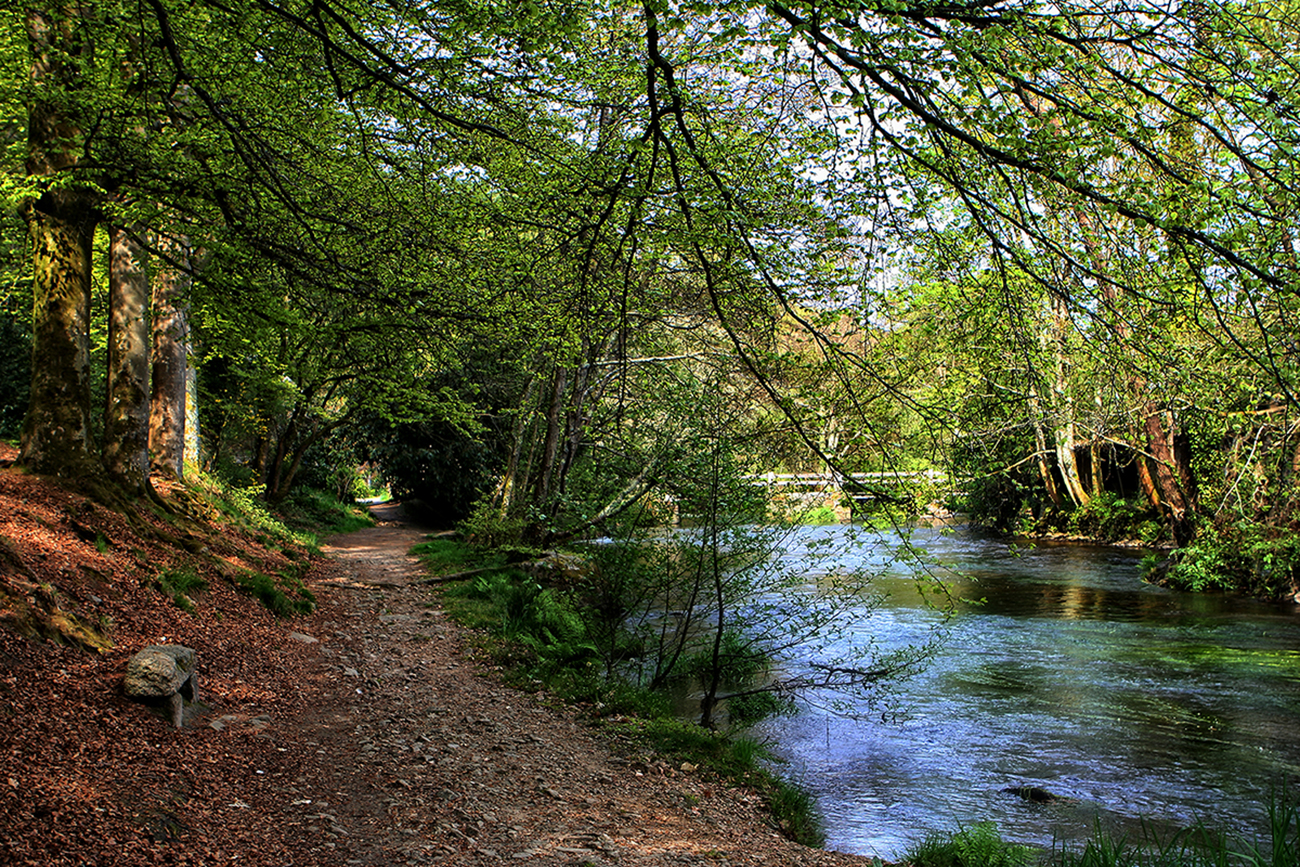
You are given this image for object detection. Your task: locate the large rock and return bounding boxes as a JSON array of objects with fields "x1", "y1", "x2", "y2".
[{"x1": 125, "y1": 645, "x2": 199, "y2": 728}]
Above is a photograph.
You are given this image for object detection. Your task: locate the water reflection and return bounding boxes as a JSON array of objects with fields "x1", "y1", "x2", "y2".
[{"x1": 756, "y1": 526, "x2": 1300, "y2": 860}]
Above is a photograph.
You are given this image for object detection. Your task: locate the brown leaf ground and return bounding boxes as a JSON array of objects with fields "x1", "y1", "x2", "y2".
[{"x1": 0, "y1": 448, "x2": 873, "y2": 866}]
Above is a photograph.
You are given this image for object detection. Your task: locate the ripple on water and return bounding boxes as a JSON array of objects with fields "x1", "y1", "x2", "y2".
[{"x1": 755, "y1": 526, "x2": 1300, "y2": 860}]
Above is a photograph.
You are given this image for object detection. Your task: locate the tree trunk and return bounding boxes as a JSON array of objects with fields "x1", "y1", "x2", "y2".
[
  {"x1": 1049, "y1": 291, "x2": 1090, "y2": 506},
  {"x1": 185, "y1": 353, "x2": 200, "y2": 468},
  {"x1": 493, "y1": 374, "x2": 538, "y2": 517},
  {"x1": 103, "y1": 223, "x2": 152, "y2": 491},
  {"x1": 1027, "y1": 382, "x2": 1064, "y2": 508},
  {"x1": 531, "y1": 365, "x2": 568, "y2": 504},
  {"x1": 265, "y1": 412, "x2": 298, "y2": 501},
  {"x1": 1135, "y1": 448, "x2": 1161, "y2": 508},
  {"x1": 149, "y1": 233, "x2": 191, "y2": 478},
  {"x1": 19, "y1": 4, "x2": 100, "y2": 478},
  {"x1": 1089, "y1": 440, "x2": 1105, "y2": 498},
  {"x1": 1143, "y1": 405, "x2": 1196, "y2": 545},
  {"x1": 699, "y1": 450, "x2": 726, "y2": 730}
]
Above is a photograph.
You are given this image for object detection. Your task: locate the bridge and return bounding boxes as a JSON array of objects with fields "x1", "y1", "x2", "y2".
[{"x1": 748, "y1": 470, "x2": 958, "y2": 522}]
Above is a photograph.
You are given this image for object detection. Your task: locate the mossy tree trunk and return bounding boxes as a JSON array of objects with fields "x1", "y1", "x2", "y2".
[
  {"x1": 103, "y1": 222, "x2": 151, "y2": 491},
  {"x1": 19, "y1": 3, "x2": 101, "y2": 479}
]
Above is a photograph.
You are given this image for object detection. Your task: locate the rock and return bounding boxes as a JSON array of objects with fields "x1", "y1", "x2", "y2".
[
  {"x1": 125, "y1": 645, "x2": 199, "y2": 728},
  {"x1": 1001, "y1": 785, "x2": 1066, "y2": 804},
  {"x1": 521, "y1": 551, "x2": 590, "y2": 585},
  {"x1": 209, "y1": 714, "x2": 240, "y2": 731},
  {"x1": 289, "y1": 631, "x2": 319, "y2": 644}
]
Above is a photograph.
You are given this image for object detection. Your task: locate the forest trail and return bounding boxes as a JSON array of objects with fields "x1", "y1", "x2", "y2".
[
  {"x1": 297, "y1": 503, "x2": 874, "y2": 866},
  {"x1": 318, "y1": 501, "x2": 432, "y2": 588}
]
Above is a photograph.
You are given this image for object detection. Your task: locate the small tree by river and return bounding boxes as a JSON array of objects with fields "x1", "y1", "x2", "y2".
[{"x1": 569, "y1": 398, "x2": 943, "y2": 729}]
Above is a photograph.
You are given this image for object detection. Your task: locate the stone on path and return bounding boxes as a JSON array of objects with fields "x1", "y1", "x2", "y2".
[{"x1": 124, "y1": 645, "x2": 199, "y2": 728}]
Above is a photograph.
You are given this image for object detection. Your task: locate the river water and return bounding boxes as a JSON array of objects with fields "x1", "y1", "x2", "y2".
[{"x1": 751, "y1": 524, "x2": 1300, "y2": 860}]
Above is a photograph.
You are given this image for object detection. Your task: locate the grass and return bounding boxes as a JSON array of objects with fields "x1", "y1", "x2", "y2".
[
  {"x1": 906, "y1": 792, "x2": 1300, "y2": 867},
  {"x1": 1049, "y1": 795, "x2": 1299, "y2": 867},
  {"x1": 230, "y1": 568, "x2": 316, "y2": 618},
  {"x1": 906, "y1": 822, "x2": 1036, "y2": 867},
  {"x1": 187, "y1": 470, "x2": 374, "y2": 552},
  {"x1": 154, "y1": 566, "x2": 209, "y2": 614},
  {"x1": 411, "y1": 537, "x2": 505, "y2": 574},
  {"x1": 276, "y1": 488, "x2": 375, "y2": 547}
]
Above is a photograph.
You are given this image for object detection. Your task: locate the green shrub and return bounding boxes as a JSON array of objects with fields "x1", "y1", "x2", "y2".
[
  {"x1": 728, "y1": 689, "x2": 794, "y2": 727},
  {"x1": 799, "y1": 505, "x2": 841, "y2": 526},
  {"x1": 232, "y1": 569, "x2": 316, "y2": 617},
  {"x1": 465, "y1": 571, "x2": 597, "y2": 668},
  {"x1": 683, "y1": 629, "x2": 771, "y2": 685},
  {"x1": 550, "y1": 674, "x2": 672, "y2": 719},
  {"x1": 458, "y1": 499, "x2": 531, "y2": 547},
  {"x1": 1159, "y1": 522, "x2": 1300, "y2": 598}
]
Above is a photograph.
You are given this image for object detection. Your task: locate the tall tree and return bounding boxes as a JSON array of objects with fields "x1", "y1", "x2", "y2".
[
  {"x1": 148, "y1": 230, "x2": 190, "y2": 478},
  {"x1": 102, "y1": 222, "x2": 150, "y2": 489},
  {"x1": 19, "y1": 2, "x2": 101, "y2": 477}
]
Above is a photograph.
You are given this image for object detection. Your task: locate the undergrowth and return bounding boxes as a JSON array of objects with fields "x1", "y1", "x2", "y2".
[{"x1": 1153, "y1": 522, "x2": 1300, "y2": 600}]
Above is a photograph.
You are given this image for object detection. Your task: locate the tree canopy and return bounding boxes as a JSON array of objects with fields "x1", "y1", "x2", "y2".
[{"x1": 4, "y1": 0, "x2": 1300, "y2": 594}]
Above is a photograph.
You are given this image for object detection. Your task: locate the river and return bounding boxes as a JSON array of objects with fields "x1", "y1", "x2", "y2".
[{"x1": 751, "y1": 524, "x2": 1300, "y2": 860}]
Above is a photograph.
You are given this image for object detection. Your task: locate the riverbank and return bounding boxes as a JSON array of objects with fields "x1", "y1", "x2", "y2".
[
  {"x1": 302, "y1": 503, "x2": 873, "y2": 865},
  {"x1": 0, "y1": 465, "x2": 872, "y2": 865}
]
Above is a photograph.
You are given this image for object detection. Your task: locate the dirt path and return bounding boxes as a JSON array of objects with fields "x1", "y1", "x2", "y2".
[{"x1": 285, "y1": 503, "x2": 873, "y2": 866}]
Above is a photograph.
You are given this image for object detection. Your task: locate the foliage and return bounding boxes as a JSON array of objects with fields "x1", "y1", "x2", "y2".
[
  {"x1": 1157, "y1": 524, "x2": 1300, "y2": 600},
  {"x1": 1040, "y1": 495, "x2": 1167, "y2": 545},
  {"x1": 357, "y1": 410, "x2": 511, "y2": 527},
  {"x1": 289, "y1": 431, "x2": 373, "y2": 505},
  {"x1": 5, "y1": 0, "x2": 1297, "y2": 594},
  {"x1": 0, "y1": 314, "x2": 29, "y2": 440},
  {"x1": 906, "y1": 822, "x2": 1036, "y2": 867}
]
